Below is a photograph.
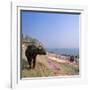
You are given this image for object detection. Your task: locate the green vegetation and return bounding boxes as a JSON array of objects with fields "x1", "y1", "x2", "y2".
[
  {"x1": 59, "y1": 63, "x2": 79, "y2": 75},
  {"x1": 21, "y1": 60, "x2": 53, "y2": 78},
  {"x1": 22, "y1": 34, "x2": 44, "y2": 48}
]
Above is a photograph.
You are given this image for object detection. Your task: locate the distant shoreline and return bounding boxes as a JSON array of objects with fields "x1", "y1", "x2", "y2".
[
  {"x1": 47, "y1": 52, "x2": 79, "y2": 64},
  {"x1": 46, "y1": 48, "x2": 79, "y2": 59}
]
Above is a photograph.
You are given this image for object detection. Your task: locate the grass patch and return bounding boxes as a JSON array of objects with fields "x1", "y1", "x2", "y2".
[
  {"x1": 59, "y1": 63, "x2": 79, "y2": 75},
  {"x1": 21, "y1": 61, "x2": 53, "y2": 78}
]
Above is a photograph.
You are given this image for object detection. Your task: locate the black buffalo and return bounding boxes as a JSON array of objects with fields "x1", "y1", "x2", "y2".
[
  {"x1": 25, "y1": 45, "x2": 46, "y2": 69},
  {"x1": 70, "y1": 56, "x2": 74, "y2": 62}
]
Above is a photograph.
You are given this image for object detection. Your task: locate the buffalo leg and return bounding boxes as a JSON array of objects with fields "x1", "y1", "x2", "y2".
[
  {"x1": 33, "y1": 56, "x2": 36, "y2": 69},
  {"x1": 27, "y1": 57, "x2": 32, "y2": 69}
]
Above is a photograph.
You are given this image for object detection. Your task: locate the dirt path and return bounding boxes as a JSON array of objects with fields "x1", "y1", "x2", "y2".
[
  {"x1": 47, "y1": 58, "x2": 60, "y2": 70},
  {"x1": 45, "y1": 57, "x2": 62, "y2": 76},
  {"x1": 37, "y1": 55, "x2": 61, "y2": 71},
  {"x1": 48, "y1": 56, "x2": 68, "y2": 63}
]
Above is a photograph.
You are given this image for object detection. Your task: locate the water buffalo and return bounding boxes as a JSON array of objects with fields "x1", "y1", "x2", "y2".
[
  {"x1": 70, "y1": 56, "x2": 74, "y2": 62},
  {"x1": 25, "y1": 45, "x2": 46, "y2": 69}
]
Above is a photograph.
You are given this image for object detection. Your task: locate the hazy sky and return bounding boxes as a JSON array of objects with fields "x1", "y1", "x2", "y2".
[{"x1": 21, "y1": 11, "x2": 80, "y2": 48}]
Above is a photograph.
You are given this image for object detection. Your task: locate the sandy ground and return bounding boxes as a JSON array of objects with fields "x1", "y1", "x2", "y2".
[
  {"x1": 48, "y1": 56, "x2": 68, "y2": 63},
  {"x1": 46, "y1": 53, "x2": 79, "y2": 68}
]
